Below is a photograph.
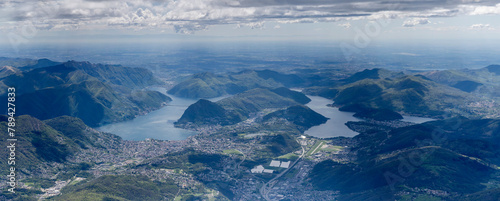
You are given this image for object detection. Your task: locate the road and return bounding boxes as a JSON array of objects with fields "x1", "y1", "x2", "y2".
[
  {"x1": 236, "y1": 149, "x2": 246, "y2": 170},
  {"x1": 260, "y1": 140, "x2": 306, "y2": 201}
]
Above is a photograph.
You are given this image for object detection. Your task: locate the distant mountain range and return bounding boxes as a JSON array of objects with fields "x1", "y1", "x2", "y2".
[
  {"x1": 300, "y1": 67, "x2": 500, "y2": 119},
  {"x1": 168, "y1": 70, "x2": 305, "y2": 99},
  {"x1": 0, "y1": 58, "x2": 61, "y2": 72},
  {"x1": 0, "y1": 60, "x2": 171, "y2": 126},
  {"x1": 421, "y1": 64, "x2": 500, "y2": 96},
  {"x1": 334, "y1": 73, "x2": 469, "y2": 117}
]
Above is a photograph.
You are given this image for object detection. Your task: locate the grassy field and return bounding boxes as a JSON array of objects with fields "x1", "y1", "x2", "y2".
[
  {"x1": 277, "y1": 153, "x2": 299, "y2": 160},
  {"x1": 321, "y1": 145, "x2": 344, "y2": 153},
  {"x1": 174, "y1": 188, "x2": 222, "y2": 201}
]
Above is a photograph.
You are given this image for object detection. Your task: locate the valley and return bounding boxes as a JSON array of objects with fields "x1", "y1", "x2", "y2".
[{"x1": 1, "y1": 57, "x2": 500, "y2": 201}]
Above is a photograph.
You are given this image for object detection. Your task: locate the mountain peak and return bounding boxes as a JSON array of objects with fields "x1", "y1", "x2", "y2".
[
  {"x1": 193, "y1": 72, "x2": 216, "y2": 79},
  {"x1": 176, "y1": 99, "x2": 241, "y2": 126}
]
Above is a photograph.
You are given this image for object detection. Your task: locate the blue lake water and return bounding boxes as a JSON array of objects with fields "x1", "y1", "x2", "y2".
[
  {"x1": 304, "y1": 95, "x2": 435, "y2": 138},
  {"x1": 304, "y1": 96, "x2": 362, "y2": 138},
  {"x1": 96, "y1": 94, "x2": 198, "y2": 141},
  {"x1": 97, "y1": 89, "x2": 435, "y2": 140},
  {"x1": 96, "y1": 88, "x2": 229, "y2": 141}
]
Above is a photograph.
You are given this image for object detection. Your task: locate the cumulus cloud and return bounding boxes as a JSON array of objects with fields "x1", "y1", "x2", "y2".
[
  {"x1": 0, "y1": 0, "x2": 499, "y2": 33},
  {"x1": 402, "y1": 18, "x2": 430, "y2": 27},
  {"x1": 468, "y1": 3, "x2": 500, "y2": 15}
]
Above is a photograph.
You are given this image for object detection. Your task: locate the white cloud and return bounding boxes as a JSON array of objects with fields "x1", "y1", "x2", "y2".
[
  {"x1": 469, "y1": 23, "x2": 495, "y2": 30},
  {"x1": 402, "y1": 18, "x2": 430, "y2": 27},
  {"x1": 337, "y1": 22, "x2": 351, "y2": 29},
  {"x1": 1, "y1": 0, "x2": 500, "y2": 34},
  {"x1": 393, "y1": 52, "x2": 419, "y2": 56},
  {"x1": 238, "y1": 21, "x2": 265, "y2": 29},
  {"x1": 468, "y1": 3, "x2": 500, "y2": 15}
]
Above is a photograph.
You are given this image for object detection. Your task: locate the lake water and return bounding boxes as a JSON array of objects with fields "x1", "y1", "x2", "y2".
[
  {"x1": 401, "y1": 115, "x2": 435, "y2": 124},
  {"x1": 98, "y1": 89, "x2": 435, "y2": 140},
  {"x1": 304, "y1": 95, "x2": 436, "y2": 138},
  {"x1": 304, "y1": 96, "x2": 362, "y2": 138},
  {"x1": 96, "y1": 88, "x2": 229, "y2": 141}
]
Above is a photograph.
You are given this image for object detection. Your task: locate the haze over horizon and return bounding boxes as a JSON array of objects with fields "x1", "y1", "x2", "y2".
[
  {"x1": 1, "y1": 1, "x2": 500, "y2": 71},
  {"x1": 0, "y1": 0, "x2": 499, "y2": 45}
]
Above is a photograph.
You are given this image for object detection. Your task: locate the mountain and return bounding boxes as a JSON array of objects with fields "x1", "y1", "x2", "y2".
[
  {"x1": 168, "y1": 70, "x2": 304, "y2": 99},
  {"x1": 175, "y1": 99, "x2": 242, "y2": 126},
  {"x1": 167, "y1": 72, "x2": 238, "y2": 98},
  {"x1": 340, "y1": 104, "x2": 403, "y2": 121},
  {"x1": 0, "y1": 65, "x2": 20, "y2": 78},
  {"x1": 255, "y1": 69, "x2": 305, "y2": 87},
  {"x1": 352, "y1": 108, "x2": 403, "y2": 121},
  {"x1": 257, "y1": 133, "x2": 302, "y2": 157},
  {"x1": 341, "y1": 68, "x2": 405, "y2": 84},
  {"x1": 262, "y1": 105, "x2": 328, "y2": 130},
  {"x1": 333, "y1": 75, "x2": 475, "y2": 118},
  {"x1": 1, "y1": 80, "x2": 170, "y2": 126},
  {"x1": 0, "y1": 60, "x2": 163, "y2": 95},
  {"x1": 421, "y1": 65, "x2": 500, "y2": 97},
  {"x1": 176, "y1": 88, "x2": 303, "y2": 127},
  {"x1": 452, "y1": 80, "x2": 483, "y2": 92},
  {"x1": 0, "y1": 115, "x2": 121, "y2": 173},
  {"x1": 310, "y1": 117, "x2": 500, "y2": 200},
  {"x1": 421, "y1": 70, "x2": 485, "y2": 92},
  {"x1": 20, "y1": 58, "x2": 61, "y2": 71},
  {"x1": 53, "y1": 175, "x2": 179, "y2": 201},
  {"x1": 270, "y1": 87, "x2": 311, "y2": 104},
  {"x1": 136, "y1": 148, "x2": 234, "y2": 200},
  {"x1": 0, "y1": 57, "x2": 49, "y2": 69},
  {"x1": 353, "y1": 117, "x2": 500, "y2": 165},
  {"x1": 486, "y1": 65, "x2": 500, "y2": 75},
  {"x1": 0, "y1": 64, "x2": 89, "y2": 95},
  {"x1": 301, "y1": 86, "x2": 338, "y2": 99},
  {"x1": 0, "y1": 61, "x2": 170, "y2": 126},
  {"x1": 216, "y1": 88, "x2": 299, "y2": 119},
  {"x1": 58, "y1": 61, "x2": 162, "y2": 89},
  {"x1": 302, "y1": 67, "x2": 500, "y2": 118},
  {"x1": 43, "y1": 116, "x2": 121, "y2": 149},
  {"x1": 310, "y1": 148, "x2": 492, "y2": 200},
  {"x1": 462, "y1": 188, "x2": 500, "y2": 201}
]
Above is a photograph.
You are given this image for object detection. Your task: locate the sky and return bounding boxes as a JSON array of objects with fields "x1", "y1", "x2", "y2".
[{"x1": 0, "y1": 0, "x2": 499, "y2": 47}]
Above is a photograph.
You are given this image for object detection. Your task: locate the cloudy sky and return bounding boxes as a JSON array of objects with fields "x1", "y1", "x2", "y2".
[{"x1": 0, "y1": 0, "x2": 499, "y2": 45}]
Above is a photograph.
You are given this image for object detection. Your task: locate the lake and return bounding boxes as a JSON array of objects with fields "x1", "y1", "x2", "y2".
[
  {"x1": 304, "y1": 95, "x2": 436, "y2": 138},
  {"x1": 96, "y1": 88, "x2": 229, "y2": 141},
  {"x1": 304, "y1": 96, "x2": 362, "y2": 138},
  {"x1": 98, "y1": 89, "x2": 435, "y2": 140}
]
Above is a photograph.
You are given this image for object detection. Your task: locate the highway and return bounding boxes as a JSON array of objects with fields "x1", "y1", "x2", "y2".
[{"x1": 260, "y1": 140, "x2": 306, "y2": 201}]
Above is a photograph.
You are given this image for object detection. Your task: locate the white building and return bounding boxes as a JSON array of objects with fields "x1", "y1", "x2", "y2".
[
  {"x1": 270, "y1": 160, "x2": 281, "y2": 167},
  {"x1": 263, "y1": 169, "x2": 274, "y2": 173},
  {"x1": 251, "y1": 165, "x2": 265, "y2": 173},
  {"x1": 280, "y1": 161, "x2": 291, "y2": 168}
]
